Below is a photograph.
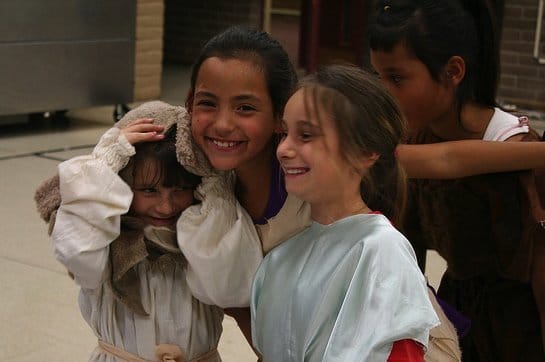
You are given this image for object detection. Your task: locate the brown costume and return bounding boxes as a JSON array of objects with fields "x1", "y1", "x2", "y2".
[{"x1": 405, "y1": 129, "x2": 545, "y2": 362}]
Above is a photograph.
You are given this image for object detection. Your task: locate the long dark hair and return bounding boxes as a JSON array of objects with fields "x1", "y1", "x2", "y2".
[{"x1": 368, "y1": 0, "x2": 499, "y2": 108}]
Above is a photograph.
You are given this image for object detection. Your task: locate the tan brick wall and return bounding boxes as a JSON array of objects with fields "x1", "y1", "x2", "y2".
[
  {"x1": 133, "y1": 0, "x2": 164, "y2": 101},
  {"x1": 498, "y1": 0, "x2": 545, "y2": 110}
]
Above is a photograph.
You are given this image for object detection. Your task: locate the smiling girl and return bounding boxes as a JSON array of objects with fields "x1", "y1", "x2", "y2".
[
  {"x1": 48, "y1": 102, "x2": 224, "y2": 361},
  {"x1": 250, "y1": 64, "x2": 439, "y2": 361},
  {"x1": 369, "y1": 1, "x2": 545, "y2": 360}
]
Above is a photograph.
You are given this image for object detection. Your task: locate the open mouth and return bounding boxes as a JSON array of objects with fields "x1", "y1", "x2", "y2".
[
  {"x1": 283, "y1": 167, "x2": 309, "y2": 176},
  {"x1": 207, "y1": 137, "x2": 244, "y2": 150}
]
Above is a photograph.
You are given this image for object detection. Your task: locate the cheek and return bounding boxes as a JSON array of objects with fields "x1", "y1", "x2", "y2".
[
  {"x1": 191, "y1": 116, "x2": 207, "y2": 142},
  {"x1": 129, "y1": 196, "x2": 148, "y2": 215},
  {"x1": 248, "y1": 118, "x2": 276, "y2": 144},
  {"x1": 174, "y1": 192, "x2": 196, "y2": 210}
]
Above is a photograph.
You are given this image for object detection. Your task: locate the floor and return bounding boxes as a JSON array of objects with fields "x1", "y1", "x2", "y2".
[{"x1": 1, "y1": 63, "x2": 543, "y2": 361}]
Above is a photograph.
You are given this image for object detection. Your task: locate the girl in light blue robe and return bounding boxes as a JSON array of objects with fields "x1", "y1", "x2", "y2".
[{"x1": 250, "y1": 64, "x2": 439, "y2": 361}]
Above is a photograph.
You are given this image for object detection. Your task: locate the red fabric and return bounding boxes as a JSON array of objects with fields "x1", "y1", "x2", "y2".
[{"x1": 386, "y1": 339, "x2": 424, "y2": 362}]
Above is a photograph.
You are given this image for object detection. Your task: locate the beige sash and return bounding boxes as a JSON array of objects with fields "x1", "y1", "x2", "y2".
[{"x1": 97, "y1": 340, "x2": 219, "y2": 362}]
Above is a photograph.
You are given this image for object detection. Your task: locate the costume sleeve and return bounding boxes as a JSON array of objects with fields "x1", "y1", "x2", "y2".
[
  {"x1": 321, "y1": 228, "x2": 439, "y2": 361},
  {"x1": 52, "y1": 127, "x2": 135, "y2": 289},
  {"x1": 176, "y1": 173, "x2": 263, "y2": 308},
  {"x1": 387, "y1": 340, "x2": 425, "y2": 362}
]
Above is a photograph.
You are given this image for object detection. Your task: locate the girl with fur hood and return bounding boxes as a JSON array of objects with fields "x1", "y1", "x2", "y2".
[{"x1": 35, "y1": 101, "x2": 263, "y2": 361}]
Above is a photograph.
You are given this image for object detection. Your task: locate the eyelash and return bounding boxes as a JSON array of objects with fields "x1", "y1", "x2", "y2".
[{"x1": 195, "y1": 100, "x2": 215, "y2": 108}]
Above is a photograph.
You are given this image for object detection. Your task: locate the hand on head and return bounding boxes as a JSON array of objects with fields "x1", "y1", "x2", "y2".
[{"x1": 121, "y1": 118, "x2": 165, "y2": 145}]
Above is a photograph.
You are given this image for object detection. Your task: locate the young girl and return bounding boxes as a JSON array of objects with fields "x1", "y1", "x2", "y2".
[
  {"x1": 37, "y1": 101, "x2": 227, "y2": 361},
  {"x1": 369, "y1": 0, "x2": 545, "y2": 360},
  {"x1": 184, "y1": 24, "x2": 545, "y2": 354},
  {"x1": 251, "y1": 64, "x2": 438, "y2": 361}
]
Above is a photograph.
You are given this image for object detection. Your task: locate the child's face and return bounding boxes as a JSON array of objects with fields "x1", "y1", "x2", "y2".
[
  {"x1": 370, "y1": 42, "x2": 454, "y2": 132},
  {"x1": 277, "y1": 89, "x2": 363, "y2": 207},
  {"x1": 190, "y1": 57, "x2": 277, "y2": 173},
  {"x1": 129, "y1": 160, "x2": 195, "y2": 230}
]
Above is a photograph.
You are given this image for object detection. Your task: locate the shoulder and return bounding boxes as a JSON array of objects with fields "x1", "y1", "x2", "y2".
[
  {"x1": 483, "y1": 107, "x2": 529, "y2": 141},
  {"x1": 331, "y1": 214, "x2": 415, "y2": 258}
]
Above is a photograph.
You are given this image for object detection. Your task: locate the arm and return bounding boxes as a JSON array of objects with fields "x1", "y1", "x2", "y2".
[
  {"x1": 322, "y1": 232, "x2": 438, "y2": 360},
  {"x1": 53, "y1": 120, "x2": 164, "y2": 289},
  {"x1": 176, "y1": 173, "x2": 264, "y2": 308},
  {"x1": 397, "y1": 140, "x2": 545, "y2": 179}
]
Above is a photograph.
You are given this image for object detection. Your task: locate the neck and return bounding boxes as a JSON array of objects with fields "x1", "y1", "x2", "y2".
[
  {"x1": 311, "y1": 198, "x2": 371, "y2": 225},
  {"x1": 235, "y1": 147, "x2": 274, "y2": 220},
  {"x1": 429, "y1": 102, "x2": 494, "y2": 140}
]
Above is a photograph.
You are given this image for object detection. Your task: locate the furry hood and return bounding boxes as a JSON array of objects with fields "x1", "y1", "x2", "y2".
[{"x1": 34, "y1": 100, "x2": 218, "y2": 225}]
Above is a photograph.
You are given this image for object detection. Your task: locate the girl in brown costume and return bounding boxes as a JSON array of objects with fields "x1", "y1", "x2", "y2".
[{"x1": 369, "y1": 1, "x2": 545, "y2": 360}]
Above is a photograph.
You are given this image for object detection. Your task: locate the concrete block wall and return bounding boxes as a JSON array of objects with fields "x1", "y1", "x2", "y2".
[
  {"x1": 163, "y1": 0, "x2": 262, "y2": 65},
  {"x1": 133, "y1": 0, "x2": 164, "y2": 101},
  {"x1": 498, "y1": 0, "x2": 545, "y2": 110}
]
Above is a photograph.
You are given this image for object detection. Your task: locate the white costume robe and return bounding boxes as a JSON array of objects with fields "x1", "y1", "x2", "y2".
[{"x1": 52, "y1": 127, "x2": 226, "y2": 361}]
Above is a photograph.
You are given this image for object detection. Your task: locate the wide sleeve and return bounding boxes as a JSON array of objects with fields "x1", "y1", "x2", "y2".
[
  {"x1": 322, "y1": 230, "x2": 439, "y2": 361},
  {"x1": 52, "y1": 127, "x2": 135, "y2": 289},
  {"x1": 176, "y1": 173, "x2": 263, "y2": 308}
]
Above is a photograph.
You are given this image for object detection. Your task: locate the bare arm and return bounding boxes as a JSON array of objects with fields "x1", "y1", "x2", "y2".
[{"x1": 398, "y1": 140, "x2": 545, "y2": 179}]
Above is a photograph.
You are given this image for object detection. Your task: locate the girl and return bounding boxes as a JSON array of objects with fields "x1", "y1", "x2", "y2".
[
  {"x1": 369, "y1": 0, "x2": 545, "y2": 360},
  {"x1": 185, "y1": 25, "x2": 545, "y2": 354},
  {"x1": 250, "y1": 64, "x2": 438, "y2": 361},
  {"x1": 38, "y1": 101, "x2": 227, "y2": 361}
]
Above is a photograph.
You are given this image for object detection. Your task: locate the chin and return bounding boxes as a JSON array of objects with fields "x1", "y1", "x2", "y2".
[
  {"x1": 207, "y1": 158, "x2": 239, "y2": 171},
  {"x1": 285, "y1": 186, "x2": 305, "y2": 202}
]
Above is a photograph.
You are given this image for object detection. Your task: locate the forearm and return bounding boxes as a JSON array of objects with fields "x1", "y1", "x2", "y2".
[
  {"x1": 398, "y1": 140, "x2": 545, "y2": 179},
  {"x1": 52, "y1": 128, "x2": 134, "y2": 288}
]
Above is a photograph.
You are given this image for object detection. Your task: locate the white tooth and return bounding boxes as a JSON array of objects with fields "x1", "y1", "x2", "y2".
[
  {"x1": 213, "y1": 140, "x2": 237, "y2": 148},
  {"x1": 286, "y1": 169, "x2": 305, "y2": 175}
]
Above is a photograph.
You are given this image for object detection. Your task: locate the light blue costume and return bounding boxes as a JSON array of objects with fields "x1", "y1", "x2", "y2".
[{"x1": 251, "y1": 213, "x2": 439, "y2": 361}]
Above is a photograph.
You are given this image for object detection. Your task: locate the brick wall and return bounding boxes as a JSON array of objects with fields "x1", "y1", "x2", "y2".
[
  {"x1": 133, "y1": 0, "x2": 164, "y2": 101},
  {"x1": 498, "y1": 0, "x2": 545, "y2": 110},
  {"x1": 163, "y1": 0, "x2": 262, "y2": 65}
]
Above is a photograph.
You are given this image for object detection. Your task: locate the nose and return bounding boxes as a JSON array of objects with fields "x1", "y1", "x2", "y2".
[
  {"x1": 276, "y1": 134, "x2": 295, "y2": 160},
  {"x1": 214, "y1": 107, "x2": 236, "y2": 135},
  {"x1": 155, "y1": 194, "x2": 177, "y2": 215}
]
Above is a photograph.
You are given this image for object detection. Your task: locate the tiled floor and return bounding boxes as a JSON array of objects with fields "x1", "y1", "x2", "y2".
[{"x1": 3, "y1": 63, "x2": 542, "y2": 361}]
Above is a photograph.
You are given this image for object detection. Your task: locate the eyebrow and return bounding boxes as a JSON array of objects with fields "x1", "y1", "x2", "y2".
[
  {"x1": 282, "y1": 119, "x2": 320, "y2": 129},
  {"x1": 194, "y1": 91, "x2": 261, "y2": 103},
  {"x1": 194, "y1": 91, "x2": 217, "y2": 99}
]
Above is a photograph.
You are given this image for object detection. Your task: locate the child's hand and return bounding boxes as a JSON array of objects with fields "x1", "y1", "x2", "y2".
[{"x1": 121, "y1": 118, "x2": 165, "y2": 145}]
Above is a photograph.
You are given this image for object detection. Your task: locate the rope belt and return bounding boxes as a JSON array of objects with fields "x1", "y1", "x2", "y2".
[{"x1": 97, "y1": 340, "x2": 219, "y2": 362}]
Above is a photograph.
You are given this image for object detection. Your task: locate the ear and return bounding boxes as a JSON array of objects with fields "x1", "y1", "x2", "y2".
[
  {"x1": 444, "y1": 56, "x2": 465, "y2": 87},
  {"x1": 361, "y1": 152, "x2": 380, "y2": 169},
  {"x1": 185, "y1": 90, "x2": 194, "y2": 114}
]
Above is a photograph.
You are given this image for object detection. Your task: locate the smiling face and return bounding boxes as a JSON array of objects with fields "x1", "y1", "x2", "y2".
[
  {"x1": 370, "y1": 42, "x2": 454, "y2": 132},
  {"x1": 276, "y1": 88, "x2": 363, "y2": 209},
  {"x1": 190, "y1": 57, "x2": 277, "y2": 173},
  {"x1": 129, "y1": 158, "x2": 195, "y2": 229}
]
